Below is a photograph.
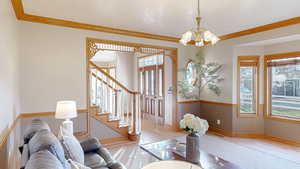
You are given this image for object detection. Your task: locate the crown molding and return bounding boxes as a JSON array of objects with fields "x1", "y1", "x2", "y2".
[
  {"x1": 11, "y1": 0, "x2": 300, "y2": 43},
  {"x1": 219, "y1": 16, "x2": 300, "y2": 40}
]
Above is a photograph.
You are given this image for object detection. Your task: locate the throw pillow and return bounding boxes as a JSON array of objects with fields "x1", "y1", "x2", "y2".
[
  {"x1": 59, "y1": 127, "x2": 85, "y2": 164},
  {"x1": 28, "y1": 129, "x2": 71, "y2": 169}
]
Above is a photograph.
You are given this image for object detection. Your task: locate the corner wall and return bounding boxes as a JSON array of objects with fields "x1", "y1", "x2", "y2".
[
  {"x1": 0, "y1": 0, "x2": 21, "y2": 168},
  {"x1": 179, "y1": 24, "x2": 300, "y2": 142}
]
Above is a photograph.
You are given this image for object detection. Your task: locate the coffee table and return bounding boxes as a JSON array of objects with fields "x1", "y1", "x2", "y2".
[{"x1": 140, "y1": 139, "x2": 242, "y2": 169}]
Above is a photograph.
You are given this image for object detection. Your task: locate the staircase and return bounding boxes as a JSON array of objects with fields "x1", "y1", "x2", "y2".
[{"x1": 89, "y1": 61, "x2": 141, "y2": 141}]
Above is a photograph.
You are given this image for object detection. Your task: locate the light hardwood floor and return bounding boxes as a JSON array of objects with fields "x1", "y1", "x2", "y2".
[{"x1": 106, "y1": 120, "x2": 300, "y2": 169}]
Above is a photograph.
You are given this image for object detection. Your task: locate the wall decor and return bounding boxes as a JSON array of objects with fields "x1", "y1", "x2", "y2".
[{"x1": 178, "y1": 50, "x2": 224, "y2": 100}]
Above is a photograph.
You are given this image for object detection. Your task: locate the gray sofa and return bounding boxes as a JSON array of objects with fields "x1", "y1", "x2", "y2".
[{"x1": 20, "y1": 119, "x2": 126, "y2": 169}]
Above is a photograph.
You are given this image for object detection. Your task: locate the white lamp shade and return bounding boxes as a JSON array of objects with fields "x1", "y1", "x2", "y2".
[{"x1": 55, "y1": 101, "x2": 77, "y2": 119}]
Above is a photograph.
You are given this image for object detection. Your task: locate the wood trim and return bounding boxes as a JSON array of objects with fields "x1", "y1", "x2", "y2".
[
  {"x1": 138, "y1": 52, "x2": 164, "y2": 59},
  {"x1": 237, "y1": 56, "x2": 260, "y2": 118},
  {"x1": 209, "y1": 127, "x2": 300, "y2": 146},
  {"x1": 0, "y1": 114, "x2": 21, "y2": 150},
  {"x1": 264, "y1": 51, "x2": 300, "y2": 124},
  {"x1": 87, "y1": 38, "x2": 177, "y2": 51},
  {"x1": 87, "y1": 38, "x2": 178, "y2": 130},
  {"x1": 91, "y1": 72, "x2": 118, "y2": 92},
  {"x1": 238, "y1": 56, "x2": 260, "y2": 61},
  {"x1": 11, "y1": 0, "x2": 24, "y2": 19},
  {"x1": 139, "y1": 64, "x2": 164, "y2": 71},
  {"x1": 21, "y1": 14, "x2": 179, "y2": 42},
  {"x1": 208, "y1": 127, "x2": 234, "y2": 137},
  {"x1": 99, "y1": 136, "x2": 129, "y2": 144},
  {"x1": 21, "y1": 109, "x2": 88, "y2": 118},
  {"x1": 11, "y1": 1, "x2": 300, "y2": 43},
  {"x1": 177, "y1": 100, "x2": 235, "y2": 106},
  {"x1": 264, "y1": 135, "x2": 300, "y2": 147},
  {"x1": 265, "y1": 116, "x2": 300, "y2": 125},
  {"x1": 265, "y1": 51, "x2": 300, "y2": 60},
  {"x1": 219, "y1": 16, "x2": 300, "y2": 40}
]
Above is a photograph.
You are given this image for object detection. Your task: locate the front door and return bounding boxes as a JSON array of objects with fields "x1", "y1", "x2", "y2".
[{"x1": 138, "y1": 53, "x2": 164, "y2": 125}]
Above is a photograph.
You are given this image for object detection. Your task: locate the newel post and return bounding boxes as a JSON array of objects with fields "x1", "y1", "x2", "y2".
[{"x1": 129, "y1": 92, "x2": 141, "y2": 141}]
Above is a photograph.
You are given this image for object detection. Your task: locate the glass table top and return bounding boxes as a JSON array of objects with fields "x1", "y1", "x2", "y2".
[{"x1": 140, "y1": 139, "x2": 242, "y2": 169}]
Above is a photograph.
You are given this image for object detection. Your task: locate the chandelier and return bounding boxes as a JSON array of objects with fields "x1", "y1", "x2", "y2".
[{"x1": 180, "y1": 0, "x2": 219, "y2": 47}]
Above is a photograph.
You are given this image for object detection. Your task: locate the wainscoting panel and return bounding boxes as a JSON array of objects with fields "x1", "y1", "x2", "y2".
[{"x1": 0, "y1": 116, "x2": 21, "y2": 169}]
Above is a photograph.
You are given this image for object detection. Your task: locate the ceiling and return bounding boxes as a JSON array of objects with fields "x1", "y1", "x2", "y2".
[{"x1": 22, "y1": 0, "x2": 300, "y2": 38}]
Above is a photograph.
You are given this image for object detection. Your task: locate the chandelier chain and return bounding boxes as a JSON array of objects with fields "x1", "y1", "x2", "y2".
[{"x1": 197, "y1": 0, "x2": 200, "y2": 18}]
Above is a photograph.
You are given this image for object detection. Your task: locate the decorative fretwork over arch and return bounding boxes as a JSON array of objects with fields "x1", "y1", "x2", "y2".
[{"x1": 87, "y1": 38, "x2": 177, "y2": 61}]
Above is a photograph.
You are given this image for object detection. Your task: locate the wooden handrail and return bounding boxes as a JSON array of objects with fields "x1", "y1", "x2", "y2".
[
  {"x1": 90, "y1": 61, "x2": 140, "y2": 95},
  {"x1": 91, "y1": 72, "x2": 119, "y2": 92}
]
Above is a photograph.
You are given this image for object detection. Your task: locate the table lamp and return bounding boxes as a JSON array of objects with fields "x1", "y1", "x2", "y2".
[{"x1": 55, "y1": 101, "x2": 77, "y2": 134}]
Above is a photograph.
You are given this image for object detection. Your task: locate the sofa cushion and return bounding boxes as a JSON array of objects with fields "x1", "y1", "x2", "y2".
[
  {"x1": 107, "y1": 162, "x2": 127, "y2": 169},
  {"x1": 20, "y1": 144, "x2": 29, "y2": 169},
  {"x1": 69, "y1": 159, "x2": 91, "y2": 169},
  {"x1": 23, "y1": 119, "x2": 51, "y2": 144},
  {"x1": 60, "y1": 135, "x2": 85, "y2": 164},
  {"x1": 25, "y1": 150, "x2": 64, "y2": 169},
  {"x1": 84, "y1": 153, "x2": 106, "y2": 169},
  {"x1": 96, "y1": 148, "x2": 114, "y2": 164},
  {"x1": 80, "y1": 137, "x2": 101, "y2": 153},
  {"x1": 28, "y1": 129, "x2": 70, "y2": 169}
]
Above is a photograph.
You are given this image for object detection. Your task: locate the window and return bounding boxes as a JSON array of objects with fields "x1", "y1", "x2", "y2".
[
  {"x1": 237, "y1": 56, "x2": 259, "y2": 117},
  {"x1": 265, "y1": 52, "x2": 300, "y2": 121}
]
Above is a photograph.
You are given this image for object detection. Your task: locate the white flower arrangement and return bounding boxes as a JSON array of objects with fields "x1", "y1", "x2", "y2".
[{"x1": 180, "y1": 113, "x2": 209, "y2": 135}]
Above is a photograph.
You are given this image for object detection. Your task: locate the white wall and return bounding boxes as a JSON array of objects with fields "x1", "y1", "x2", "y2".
[
  {"x1": 0, "y1": 0, "x2": 20, "y2": 134},
  {"x1": 19, "y1": 21, "x2": 193, "y2": 113},
  {"x1": 164, "y1": 56, "x2": 173, "y2": 125},
  {"x1": 116, "y1": 52, "x2": 135, "y2": 91}
]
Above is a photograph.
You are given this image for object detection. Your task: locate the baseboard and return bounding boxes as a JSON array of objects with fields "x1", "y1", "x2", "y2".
[
  {"x1": 264, "y1": 135, "x2": 300, "y2": 146},
  {"x1": 208, "y1": 127, "x2": 300, "y2": 146},
  {"x1": 100, "y1": 136, "x2": 129, "y2": 144},
  {"x1": 208, "y1": 127, "x2": 234, "y2": 137}
]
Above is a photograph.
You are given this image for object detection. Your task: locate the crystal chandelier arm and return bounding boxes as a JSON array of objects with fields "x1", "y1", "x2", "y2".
[{"x1": 180, "y1": 0, "x2": 220, "y2": 46}]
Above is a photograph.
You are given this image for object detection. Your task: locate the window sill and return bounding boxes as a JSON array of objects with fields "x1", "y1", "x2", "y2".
[
  {"x1": 266, "y1": 115, "x2": 300, "y2": 124},
  {"x1": 238, "y1": 113, "x2": 258, "y2": 118}
]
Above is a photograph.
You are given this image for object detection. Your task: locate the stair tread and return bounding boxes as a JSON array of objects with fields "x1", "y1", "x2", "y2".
[
  {"x1": 96, "y1": 113, "x2": 110, "y2": 116},
  {"x1": 119, "y1": 124, "x2": 129, "y2": 128}
]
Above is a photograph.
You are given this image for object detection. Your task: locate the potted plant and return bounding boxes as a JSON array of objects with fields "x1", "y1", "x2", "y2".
[{"x1": 180, "y1": 113, "x2": 209, "y2": 164}]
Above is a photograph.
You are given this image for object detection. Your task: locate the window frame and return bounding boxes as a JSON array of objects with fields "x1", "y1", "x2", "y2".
[
  {"x1": 264, "y1": 51, "x2": 300, "y2": 124},
  {"x1": 237, "y1": 56, "x2": 260, "y2": 118}
]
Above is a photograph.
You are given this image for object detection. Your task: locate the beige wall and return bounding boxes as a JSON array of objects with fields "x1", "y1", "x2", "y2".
[
  {"x1": 0, "y1": 0, "x2": 21, "y2": 168},
  {"x1": 0, "y1": 0, "x2": 20, "y2": 135},
  {"x1": 19, "y1": 21, "x2": 194, "y2": 113},
  {"x1": 178, "y1": 24, "x2": 300, "y2": 141},
  {"x1": 263, "y1": 40, "x2": 300, "y2": 142},
  {"x1": 195, "y1": 24, "x2": 300, "y2": 104}
]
